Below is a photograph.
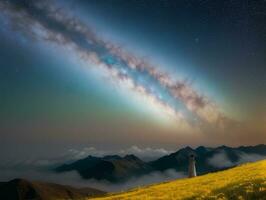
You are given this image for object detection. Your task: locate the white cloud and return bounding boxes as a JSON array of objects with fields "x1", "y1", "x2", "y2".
[
  {"x1": 236, "y1": 152, "x2": 266, "y2": 164},
  {"x1": 208, "y1": 150, "x2": 266, "y2": 168},
  {"x1": 62, "y1": 146, "x2": 173, "y2": 162},
  {"x1": 118, "y1": 146, "x2": 173, "y2": 161},
  {"x1": 0, "y1": 146, "x2": 172, "y2": 171},
  {"x1": 207, "y1": 150, "x2": 234, "y2": 168}
]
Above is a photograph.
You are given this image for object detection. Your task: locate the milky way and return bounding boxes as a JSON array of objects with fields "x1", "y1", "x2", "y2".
[{"x1": 0, "y1": 0, "x2": 231, "y2": 129}]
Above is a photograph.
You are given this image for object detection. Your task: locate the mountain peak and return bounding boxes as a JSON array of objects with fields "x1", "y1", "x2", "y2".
[
  {"x1": 103, "y1": 155, "x2": 122, "y2": 160},
  {"x1": 124, "y1": 154, "x2": 140, "y2": 160},
  {"x1": 217, "y1": 145, "x2": 230, "y2": 150},
  {"x1": 196, "y1": 146, "x2": 205, "y2": 150},
  {"x1": 184, "y1": 146, "x2": 193, "y2": 150},
  {"x1": 83, "y1": 155, "x2": 101, "y2": 160},
  {"x1": 178, "y1": 146, "x2": 194, "y2": 153},
  {"x1": 195, "y1": 146, "x2": 208, "y2": 153}
]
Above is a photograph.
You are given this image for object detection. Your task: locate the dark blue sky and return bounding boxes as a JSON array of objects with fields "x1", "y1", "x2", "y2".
[{"x1": 72, "y1": 0, "x2": 266, "y2": 115}]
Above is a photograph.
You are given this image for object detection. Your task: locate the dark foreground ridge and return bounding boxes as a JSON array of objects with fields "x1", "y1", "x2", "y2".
[{"x1": 0, "y1": 178, "x2": 106, "y2": 200}]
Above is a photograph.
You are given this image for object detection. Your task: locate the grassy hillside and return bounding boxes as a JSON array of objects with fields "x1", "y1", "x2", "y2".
[{"x1": 92, "y1": 160, "x2": 266, "y2": 200}]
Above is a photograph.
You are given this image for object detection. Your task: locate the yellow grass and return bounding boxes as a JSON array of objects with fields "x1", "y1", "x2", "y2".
[{"x1": 92, "y1": 160, "x2": 266, "y2": 200}]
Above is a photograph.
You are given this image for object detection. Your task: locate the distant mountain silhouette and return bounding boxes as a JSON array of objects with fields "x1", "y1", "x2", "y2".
[
  {"x1": 0, "y1": 178, "x2": 105, "y2": 200},
  {"x1": 150, "y1": 144, "x2": 266, "y2": 174},
  {"x1": 56, "y1": 154, "x2": 152, "y2": 182},
  {"x1": 55, "y1": 144, "x2": 266, "y2": 182}
]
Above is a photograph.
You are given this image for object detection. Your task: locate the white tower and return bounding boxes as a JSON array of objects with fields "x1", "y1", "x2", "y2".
[{"x1": 188, "y1": 154, "x2": 197, "y2": 178}]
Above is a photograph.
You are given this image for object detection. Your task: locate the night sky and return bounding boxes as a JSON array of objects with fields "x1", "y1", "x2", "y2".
[{"x1": 0, "y1": 0, "x2": 266, "y2": 162}]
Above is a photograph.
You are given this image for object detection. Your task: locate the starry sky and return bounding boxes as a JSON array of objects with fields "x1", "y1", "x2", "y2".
[{"x1": 0, "y1": 0, "x2": 266, "y2": 161}]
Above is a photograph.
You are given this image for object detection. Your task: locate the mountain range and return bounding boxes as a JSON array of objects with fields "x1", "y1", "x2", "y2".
[
  {"x1": 55, "y1": 154, "x2": 152, "y2": 182},
  {"x1": 55, "y1": 144, "x2": 266, "y2": 183}
]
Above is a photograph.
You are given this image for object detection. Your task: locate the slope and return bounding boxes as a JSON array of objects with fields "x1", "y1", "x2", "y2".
[{"x1": 92, "y1": 159, "x2": 266, "y2": 200}]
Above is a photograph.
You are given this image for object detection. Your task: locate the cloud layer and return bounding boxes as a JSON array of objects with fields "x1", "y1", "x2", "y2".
[
  {"x1": 0, "y1": 165, "x2": 184, "y2": 192},
  {"x1": 0, "y1": 145, "x2": 180, "y2": 191},
  {"x1": 0, "y1": 146, "x2": 172, "y2": 169},
  {"x1": 208, "y1": 150, "x2": 266, "y2": 168}
]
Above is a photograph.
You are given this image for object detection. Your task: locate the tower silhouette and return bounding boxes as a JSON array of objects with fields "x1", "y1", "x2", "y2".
[{"x1": 188, "y1": 154, "x2": 197, "y2": 178}]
